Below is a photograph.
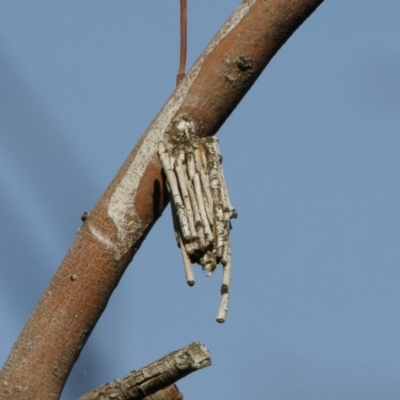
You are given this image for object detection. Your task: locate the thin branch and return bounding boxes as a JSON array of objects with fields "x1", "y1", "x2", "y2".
[
  {"x1": 0, "y1": 1, "x2": 325, "y2": 398},
  {"x1": 217, "y1": 245, "x2": 231, "y2": 323},
  {"x1": 144, "y1": 385, "x2": 185, "y2": 400},
  {"x1": 177, "y1": 0, "x2": 187, "y2": 85},
  {"x1": 79, "y1": 342, "x2": 210, "y2": 400}
]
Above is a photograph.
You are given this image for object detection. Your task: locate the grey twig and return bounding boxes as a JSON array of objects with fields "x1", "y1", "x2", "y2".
[{"x1": 78, "y1": 342, "x2": 210, "y2": 400}]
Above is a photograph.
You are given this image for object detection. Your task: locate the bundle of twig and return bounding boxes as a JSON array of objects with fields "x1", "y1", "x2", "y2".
[{"x1": 158, "y1": 115, "x2": 237, "y2": 323}]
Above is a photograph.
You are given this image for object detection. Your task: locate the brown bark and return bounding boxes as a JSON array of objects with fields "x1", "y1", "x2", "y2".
[
  {"x1": 177, "y1": 0, "x2": 187, "y2": 85},
  {"x1": 0, "y1": 0, "x2": 324, "y2": 399},
  {"x1": 79, "y1": 342, "x2": 210, "y2": 400},
  {"x1": 145, "y1": 385, "x2": 185, "y2": 400}
]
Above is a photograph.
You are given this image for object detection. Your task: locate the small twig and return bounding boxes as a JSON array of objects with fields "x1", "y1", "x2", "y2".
[
  {"x1": 177, "y1": 0, "x2": 187, "y2": 86},
  {"x1": 217, "y1": 243, "x2": 231, "y2": 323},
  {"x1": 79, "y1": 342, "x2": 210, "y2": 400},
  {"x1": 187, "y1": 153, "x2": 213, "y2": 243},
  {"x1": 186, "y1": 179, "x2": 203, "y2": 243},
  {"x1": 205, "y1": 142, "x2": 226, "y2": 259},
  {"x1": 175, "y1": 152, "x2": 196, "y2": 238},
  {"x1": 212, "y1": 138, "x2": 237, "y2": 220},
  {"x1": 158, "y1": 141, "x2": 191, "y2": 240},
  {"x1": 195, "y1": 146, "x2": 214, "y2": 227},
  {"x1": 179, "y1": 235, "x2": 195, "y2": 286}
]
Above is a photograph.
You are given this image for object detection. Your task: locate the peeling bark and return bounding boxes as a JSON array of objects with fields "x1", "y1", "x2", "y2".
[{"x1": 0, "y1": 0, "x2": 324, "y2": 398}]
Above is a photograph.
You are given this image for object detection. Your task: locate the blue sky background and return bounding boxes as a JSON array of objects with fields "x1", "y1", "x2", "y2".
[{"x1": 1, "y1": 1, "x2": 400, "y2": 399}]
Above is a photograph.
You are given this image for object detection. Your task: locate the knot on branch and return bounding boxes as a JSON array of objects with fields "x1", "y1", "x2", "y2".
[{"x1": 224, "y1": 55, "x2": 254, "y2": 85}]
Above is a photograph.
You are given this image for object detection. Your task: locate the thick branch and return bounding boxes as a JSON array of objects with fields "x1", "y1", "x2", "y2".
[
  {"x1": 0, "y1": 1, "x2": 324, "y2": 398},
  {"x1": 79, "y1": 342, "x2": 210, "y2": 400}
]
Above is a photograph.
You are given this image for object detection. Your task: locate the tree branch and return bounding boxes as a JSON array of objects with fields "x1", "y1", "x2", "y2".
[
  {"x1": 144, "y1": 385, "x2": 185, "y2": 400},
  {"x1": 79, "y1": 342, "x2": 210, "y2": 400},
  {"x1": 177, "y1": 0, "x2": 187, "y2": 85},
  {"x1": 0, "y1": 0, "x2": 324, "y2": 398}
]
